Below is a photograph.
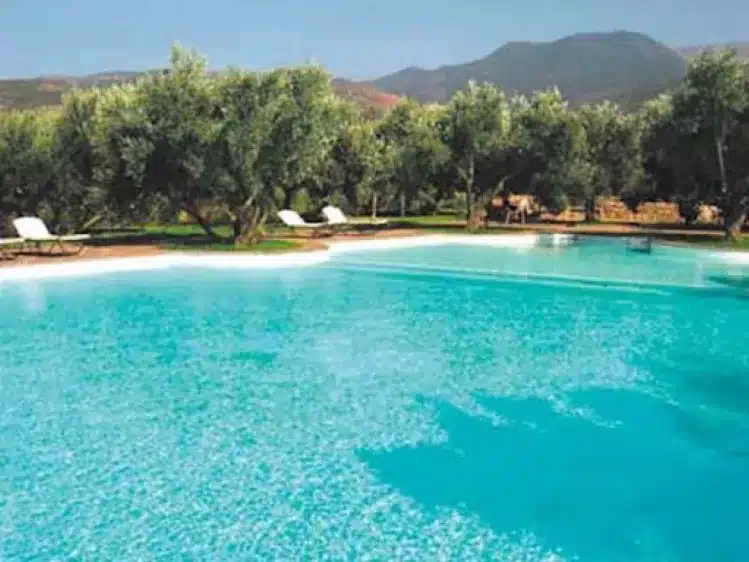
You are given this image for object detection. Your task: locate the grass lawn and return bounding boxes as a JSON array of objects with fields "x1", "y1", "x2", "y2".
[
  {"x1": 389, "y1": 216, "x2": 538, "y2": 235},
  {"x1": 143, "y1": 223, "x2": 234, "y2": 237},
  {"x1": 90, "y1": 218, "x2": 749, "y2": 253},
  {"x1": 161, "y1": 239, "x2": 301, "y2": 253},
  {"x1": 725, "y1": 237, "x2": 749, "y2": 250},
  {"x1": 94, "y1": 224, "x2": 306, "y2": 253},
  {"x1": 656, "y1": 234, "x2": 749, "y2": 251},
  {"x1": 394, "y1": 215, "x2": 465, "y2": 226}
]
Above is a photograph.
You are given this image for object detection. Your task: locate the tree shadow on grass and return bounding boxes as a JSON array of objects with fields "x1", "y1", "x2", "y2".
[
  {"x1": 87, "y1": 228, "x2": 226, "y2": 248},
  {"x1": 358, "y1": 390, "x2": 749, "y2": 561},
  {"x1": 86, "y1": 226, "x2": 315, "y2": 248}
]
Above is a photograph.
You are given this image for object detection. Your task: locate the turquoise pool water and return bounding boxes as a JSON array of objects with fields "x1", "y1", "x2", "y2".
[{"x1": 1, "y1": 239, "x2": 748, "y2": 560}]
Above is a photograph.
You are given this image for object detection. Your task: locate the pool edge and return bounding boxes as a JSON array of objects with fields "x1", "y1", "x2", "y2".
[
  {"x1": 0, "y1": 251, "x2": 331, "y2": 282},
  {"x1": 3, "y1": 233, "x2": 748, "y2": 283},
  {"x1": 328, "y1": 233, "x2": 541, "y2": 253},
  {"x1": 0, "y1": 234, "x2": 544, "y2": 283}
]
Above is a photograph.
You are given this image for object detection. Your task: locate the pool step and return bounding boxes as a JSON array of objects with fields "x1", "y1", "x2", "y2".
[
  {"x1": 626, "y1": 237, "x2": 653, "y2": 254},
  {"x1": 539, "y1": 233, "x2": 579, "y2": 247}
]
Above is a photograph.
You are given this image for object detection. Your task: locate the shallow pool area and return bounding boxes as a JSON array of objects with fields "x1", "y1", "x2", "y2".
[
  {"x1": 330, "y1": 236, "x2": 749, "y2": 293},
  {"x1": 1, "y1": 238, "x2": 748, "y2": 560}
]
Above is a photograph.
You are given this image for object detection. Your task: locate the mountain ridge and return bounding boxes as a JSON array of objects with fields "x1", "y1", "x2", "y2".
[
  {"x1": 1, "y1": 31, "x2": 748, "y2": 112},
  {"x1": 365, "y1": 31, "x2": 692, "y2": 108},
  {"x1": 0, "y1": 72, "x2": 400, "y2": 115}
]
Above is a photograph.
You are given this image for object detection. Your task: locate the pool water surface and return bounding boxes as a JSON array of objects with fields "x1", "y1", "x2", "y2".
[{"x1": 1, "y1": 239, "x2": 748, "y2": 560}]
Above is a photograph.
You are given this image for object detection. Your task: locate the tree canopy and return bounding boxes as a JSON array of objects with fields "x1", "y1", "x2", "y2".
[{"x1": 2, "y1": 44, "x2": 749, "y2": 241}]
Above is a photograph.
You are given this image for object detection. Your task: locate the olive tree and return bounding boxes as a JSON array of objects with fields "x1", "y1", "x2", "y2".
[
  {"x1": 379, "y1": 100, "x2": 447, "y2": 216},
  {"x1": 579, "y1": 101, "x2": 643, "y2": 221},
  {"x1": 514, "y1": 89, "x2": 589, "y2": 215},
  {"x1": 669, "y1": 49, "x2": 749, "y2": 239},
  {"x1": 214, "y1": 66, "x2": 338, "y2": 243},
  {"x1": 0, "y1": 109, "x2": 57, "y2": 230},
  {"x1": 51, "y1": 88, "x2": 113, "y2": 230},
  {"x1": 132, "y1": 44, "x2": 221, "y2": 235},
  {"x1": 314, "y1": 103, "x2": 390, "y2": 215},
  {"x1": 438, "y1": 82, "x2": 513, "y2": 222}
]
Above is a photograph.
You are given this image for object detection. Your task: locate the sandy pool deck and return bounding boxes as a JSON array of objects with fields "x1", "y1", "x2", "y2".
[{"x1": 1, "y1": 230, "x2": 535, "y2": 281}]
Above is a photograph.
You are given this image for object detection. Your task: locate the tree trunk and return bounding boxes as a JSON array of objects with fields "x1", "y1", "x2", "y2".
[
  {"x1": 80, "y1": 214, "x2": 103, "y2": 232},
  {"x1": 677, "y1": 200, "x2": 699, "y2": 227},
  {"x1": 233, "y1": 207, "x2": 267, "y2": 245},
  {"x1": 503, "y1": 195, "x2": 513, "y2": 225},
  {"x1": 182, "y1": 205, "x2": 218, "y2": 238},
  {"x1": 234, "y1": 219, "x2": 255, "y2": 245},
  {"x1": 715, "y1": 131, "x2": 728, "y2": 195},
  {"x1": 465, "y1": 156, "x2": 475, "y2": 224},
  {"x1": 371, "y1": 192, "x2": 378, "y2": 219},
  {"x1": 399, "y1": 193, "x2": 406, "y2": 218},
  {"x1": 283, "y1": 189, "x2": 296, "y2": 211},
  {"x1": 584, "y1": 196, "x2": 597, "y2": 222},
  {"x1": 724, "y1": 205, "x2": 747, "y2": 241},
  {"x1": 232, "y1": 216, "x2": 242, "y2": 241}
]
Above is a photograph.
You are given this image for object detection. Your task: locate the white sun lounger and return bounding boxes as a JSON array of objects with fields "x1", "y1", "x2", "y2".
[
  {"x1": 321, "y1": 206, "x2": 388, "y2": 232},
  {"x1": 277, "y1": 210, "x2": 331, "y2": 237},
  {"x1": 0, "y1": 237, "x2": 23, "y2": 259},
  {"x1": 13, "y1": 217, "x2": 91, "y2": 254}
]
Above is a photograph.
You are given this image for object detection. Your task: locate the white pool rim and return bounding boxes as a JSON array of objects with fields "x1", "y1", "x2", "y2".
[{"x1": 1, "y1": 233, "x2": 748, "y2": 283}]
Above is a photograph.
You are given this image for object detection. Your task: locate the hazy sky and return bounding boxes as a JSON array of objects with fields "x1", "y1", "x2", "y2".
[{"x1": 1, "y1": 0, "x2": 747, "y2": 79}]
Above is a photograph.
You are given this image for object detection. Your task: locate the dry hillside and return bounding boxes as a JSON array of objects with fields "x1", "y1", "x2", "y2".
[{"x1": 0, "y1": 73, "x2": 400, "y2": 115}]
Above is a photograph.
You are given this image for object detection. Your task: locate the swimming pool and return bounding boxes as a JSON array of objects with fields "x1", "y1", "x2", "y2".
[{"x1": 1, "y1": 238, "x2": 748, "y2": 560}]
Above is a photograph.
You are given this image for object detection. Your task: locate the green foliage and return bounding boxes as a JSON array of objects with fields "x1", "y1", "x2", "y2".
[
  {"x1": 438, "y1": 82, "x2": 513, "y2": 221},
  {"x1": 647, "y1": 50, "x2": 749, "y2": 238},
  {"x1": 513, "y1": 90, "x2": 588, "y2": 214},
  {"x1": 379, "y1": 99, "x2": 447, "y2": 216},
  {"x1": 213, "y1": 64, "x2": 340, "y2": 242},
  {"x1": 2, "y1": 42, "x2": 749, "y2": 243},
  {"x1": 0, "y1": 109, "x2": 57, "y2": 224},
  {"x1": 135, "y1": 45, "x2": 220, "y2": 229},
  {"x1": 314, "y1": 107, "x2": 382, "y2": 212},
  {"x1": 52, "y1": 89, "x2": 112, "y2": 230},
  {"x1": 578, "y1": 101, "x2": 644, "y2": 219},
  {"x1": 211, "y1": 69, "x2": 281, "y2": 240}
]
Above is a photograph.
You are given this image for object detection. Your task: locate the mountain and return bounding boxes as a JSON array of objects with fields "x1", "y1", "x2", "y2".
[
  {"x1": 368, "y1": 31, "x2": 689, "y2": 108},
  {"x1": 0, "y1": 72, "x2": 145, "y2": 110},
  {"x1": 0, "y1": 73, "x2": 399, "y2": 115},
  {"x1": 330, "y1": 78, "x2": 400, "y2": 115},
  {"x1": 3, "y1": 32, "x2": 747, "y2": 114}
]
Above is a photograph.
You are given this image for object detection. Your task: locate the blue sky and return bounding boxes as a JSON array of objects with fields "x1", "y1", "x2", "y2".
[{"x1": 1, "y1": 0, "x2": 747, "y2": 79}]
